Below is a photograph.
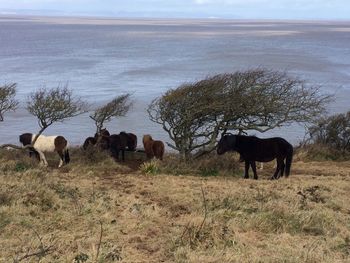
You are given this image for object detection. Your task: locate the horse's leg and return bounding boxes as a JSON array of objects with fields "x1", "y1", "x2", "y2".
[
  {"x1": 30, "y1": 150, "x2": 40, "y2": 161},
  {"x1": 115, "y1": 149, "x2": 119, "y2": 160},
  {"x1": 280, "y1": 160, "x2": 285, "y2": 178},
  {"x1": 122, "y1": 149, "x2": 125, "y2": 161},
  {"x1": 37, "y1": 150, "x2": 48, "y2": 166},
  {"x1": 110, "y1": 147, "x2": 118, "y2": 160},
  {"x1": 251, "y1": 161, "x2": 258, "y2": 180},
  {"x1": 57, "y1": 150, "x2": 64, "y2": 168},
  {"x1": 244, "y1": 160, "x2": 250, "y2": 179},
  {"x1": 271, "y1": 159, "x2": 282, "y2": 180}
]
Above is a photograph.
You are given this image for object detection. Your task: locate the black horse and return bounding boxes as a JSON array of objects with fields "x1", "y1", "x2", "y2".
[
  {"x1": 108, "y1": 134, "x2": 128, "y2": 161},
  {"x1": 120, "y1": 132, "x2": 137, "y2": 151},
  {"x1": 82, "y1": 128, "x2": 110, "y2": 150},
  {"x1": 217, "y1": 135, "x2": 293, "y2": 180},
  {"x1": 83, "y1": 129, "x2": 137, "y2": 161}
]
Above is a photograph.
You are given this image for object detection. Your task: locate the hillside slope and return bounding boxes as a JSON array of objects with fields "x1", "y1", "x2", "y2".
[{"x1": 0, "y1": 152, "x2": 349, "y2": 262}]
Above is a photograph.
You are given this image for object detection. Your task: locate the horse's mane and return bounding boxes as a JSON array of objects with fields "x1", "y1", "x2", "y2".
[{"x1": 143, "y1": 134, "x2": 153, "y2": 144}]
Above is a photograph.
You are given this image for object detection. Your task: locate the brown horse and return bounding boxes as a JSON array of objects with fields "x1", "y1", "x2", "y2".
[
  {"x1": 82, "y1": 137, "x2": 96, "y2": 150},
  {"x1": 142, "y1": 135, "x2": 164, "y2": 160}
]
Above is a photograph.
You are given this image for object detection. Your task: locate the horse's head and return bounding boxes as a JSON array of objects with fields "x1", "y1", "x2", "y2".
[
  {"x1": 143, "y1": 134, "x2": 153, "y2": 144},
  {"x1": 94, "y1": 128, "x2": 110, "y2": 140},
  {"x1": 100, "y1": 128, "x2": 110, "y2": 137},
  {"x1": 19, "y1": 133, "x2": 33, "y2": 146},
  {"x1": 217, "y1": 134, "x2": 236, "y2": 155}
]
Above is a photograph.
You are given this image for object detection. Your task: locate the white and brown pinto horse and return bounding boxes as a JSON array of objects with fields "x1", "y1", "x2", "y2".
[{"x1": 19, "y1": 133, "x2": 70, "y2": 168}]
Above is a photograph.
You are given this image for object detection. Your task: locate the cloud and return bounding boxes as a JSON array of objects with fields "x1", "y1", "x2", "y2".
[
  {"x1": 0, "y1": 0, "x2": 349, "y2": 19},
  {"x1": 193, "y1": 0, "x2": 346, "y2": 8}
]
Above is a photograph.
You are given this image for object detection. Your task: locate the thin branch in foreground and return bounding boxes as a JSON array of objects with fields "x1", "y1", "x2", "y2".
[
  {"x1": 12, "y1": 228, "x2": 56, "y2": 263},
  {"x1": 95, "y1": 220, "x2": 104, "y2": 262},
  {"x1": 196, "y1": 186, "x2": 208, "y2": 236}
]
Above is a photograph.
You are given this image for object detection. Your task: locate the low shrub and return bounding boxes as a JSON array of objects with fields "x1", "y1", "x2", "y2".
[
  {"x1": 140, "y1": 159, "x2": 160, "y2": 175},
  {"x1": 296, "y1": 143, "x2": 350, "y2": 161},
  {"x1": 0, "y1": 190, "x2": 13, "y2": 206},
  {"x1": 72, "y1": 147, "x2": 112, "y2": 165},
  {"x1": 158, "y1": 152, "x2": 240, "y2": 177},
  {"x1": 309, "y1": 111, "x2": 350, "y2": 151},
  {"x1": 0, "y1": 149, "x2": 38, "y2": 172}
]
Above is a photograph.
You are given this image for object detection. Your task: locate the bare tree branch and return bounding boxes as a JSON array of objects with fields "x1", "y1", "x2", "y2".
[
  {"x1": 12, "y1": 227, "x2": 56, "y2": 263},
  {"x1": 89, "y1": 94, "x2": 132, "y2": 133}
]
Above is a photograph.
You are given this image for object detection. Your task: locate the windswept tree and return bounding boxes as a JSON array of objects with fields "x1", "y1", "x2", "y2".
[
  {"x1": 148, "y1": 69, "x2": 333, "y2": 159},
  {"x1": 89, "y1": 94, "x2": 132, "y2": 133},
  {"x1": 0, "y1": 83, "x2": 19, "y2": 121},
  {"x1": 27, "y1": 85, "x2": 88, "y2": 144},
  {"x1": 308, "y1": 111, "x2": 350, "y2": 151}
]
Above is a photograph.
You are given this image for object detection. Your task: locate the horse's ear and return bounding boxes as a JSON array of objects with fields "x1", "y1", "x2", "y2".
[
  {"x1": 221, "y1": 130, "x2": 230, "y2": 137},
  {"x1": 221, "y1": 132, "x2": 235, "y2": 139}
]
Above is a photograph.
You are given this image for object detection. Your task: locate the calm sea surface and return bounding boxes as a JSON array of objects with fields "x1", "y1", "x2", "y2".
[{"x1": 1, "y1": 16, "x2": 350, "y2": 146}]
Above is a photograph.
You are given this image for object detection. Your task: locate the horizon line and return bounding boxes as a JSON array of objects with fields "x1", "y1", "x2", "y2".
[{"x1": 1, "y1": 13, "x2": 350, "y2": 23}]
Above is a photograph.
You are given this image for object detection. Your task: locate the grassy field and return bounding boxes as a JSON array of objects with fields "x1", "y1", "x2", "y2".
[{"x1": 0, "y1": 148, "x2": 349, "y2": 263}]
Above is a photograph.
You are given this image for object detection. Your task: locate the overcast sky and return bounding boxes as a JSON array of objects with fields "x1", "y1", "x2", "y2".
[{"x1": 0, "y1": 0, "x2": 349, "y2": 19}]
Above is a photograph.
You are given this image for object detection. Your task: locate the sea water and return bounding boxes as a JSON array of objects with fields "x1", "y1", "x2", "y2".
[{"x1": 1, "y1": 16, "x2": 349, "y2": 146}]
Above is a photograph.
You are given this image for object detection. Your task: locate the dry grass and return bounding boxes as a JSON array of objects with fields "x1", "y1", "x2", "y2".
[{"x1": 0, "y1": 148, "x2": 349, "y2": 262}]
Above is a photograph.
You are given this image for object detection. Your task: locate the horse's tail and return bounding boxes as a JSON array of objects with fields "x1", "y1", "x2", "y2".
[
  {"x1": 285, "y1": 146, "x2": 293, "y2": 177},
  {"x1": 64, "y1": 148, "x2": 70, "y2": 164}
]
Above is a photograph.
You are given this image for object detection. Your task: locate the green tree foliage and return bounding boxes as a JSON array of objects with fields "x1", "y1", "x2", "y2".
[
  {"x1": 27, "y1": 85, "x2": 88, "y2": 143},
  {"x1": 148, "y1": 69, "x2": 332, "y2": 159},
  {"x1": 309, "y1": 111, "x2": 350, "y2": 151},
  {"x1": 0, "y1": 83, "x2": 18, "y2": 122}
]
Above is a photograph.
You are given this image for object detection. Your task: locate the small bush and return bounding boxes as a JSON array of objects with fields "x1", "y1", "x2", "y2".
[
  {"x1": 296, "y1": 143, "x2": 350, "y2": 161},
  {"x1": 250, "y1": 209, "x2": 303, "y2": 234},
  {"x1": 76, "y1": 147, "x2": 112, "y2": 165},
  {"x1": 0, "y1": 211, "x2": 11, "y2": 230},
  {"x1": 49, "y1": 183, "x2": 81, "y2": 199},
  {"x1": 199, "y1": 167, "x2": 219, "y2": 177},
  {"x1": 23, "y1": 190, "x2": 55, "y2": 212},
  {"x1": 74, "y1": 253, "x2": 89, "y2": 263},
  {"x1": 0, "y1": 149, "x2": 38, "y2": 172},
  {"x1": 0, "y1": 191, "x2": 13, "y2": 206},
  {"x1": 334, "y1": 237, "x2": 350, "y2": 256},
  {"x1": 15, "y1": 162, "x2": 30, "y2": 172},
  {"x1": 308, "y1": 111, "x2": 350, "y2": 152},
  {"x1": 140, "y1": 160, "x2": 160, "y2": 175}
]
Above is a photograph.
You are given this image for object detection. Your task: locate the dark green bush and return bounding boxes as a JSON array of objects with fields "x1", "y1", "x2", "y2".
[{"x1": 309, "y1": 111, "x2": 350, "y2": 152}]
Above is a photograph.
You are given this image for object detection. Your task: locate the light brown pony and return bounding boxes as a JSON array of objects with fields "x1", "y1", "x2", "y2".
[{"x1": 142, "y1": 135, "x2": 164, "y2": 160}]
